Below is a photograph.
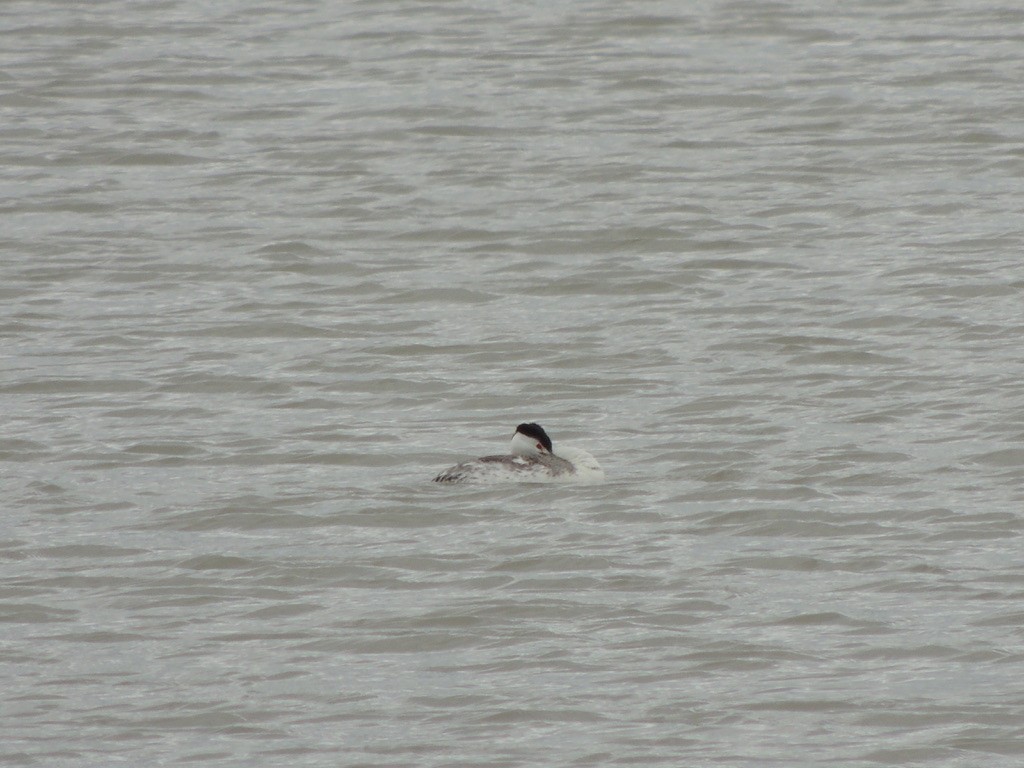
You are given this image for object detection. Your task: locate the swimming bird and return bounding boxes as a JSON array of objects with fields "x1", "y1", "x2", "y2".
[{"x1": 433, "y1": 423, "x2": 603, "y2": 483}]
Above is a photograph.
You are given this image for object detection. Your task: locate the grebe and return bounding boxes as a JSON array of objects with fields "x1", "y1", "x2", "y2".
[{"x1": 433, "y1": 423, "x2": 603, "y2": 484}]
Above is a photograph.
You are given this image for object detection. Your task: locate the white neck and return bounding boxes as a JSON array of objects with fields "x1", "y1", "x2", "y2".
[{"x1": 511, "y1": 430, "x2": 548, "y2": 457}]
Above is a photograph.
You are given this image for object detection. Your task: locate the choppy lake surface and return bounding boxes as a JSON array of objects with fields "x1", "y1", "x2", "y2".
[{"x1": 3, "y1": 1, "x2": 1024, "y2": 765}]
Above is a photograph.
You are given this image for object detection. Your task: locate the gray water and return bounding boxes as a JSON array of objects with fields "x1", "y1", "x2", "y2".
[{"x1": 3, "y1": 1, "x2": 1024, "y2": 765}]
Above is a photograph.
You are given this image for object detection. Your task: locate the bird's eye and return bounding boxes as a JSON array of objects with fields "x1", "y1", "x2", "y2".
[{"x1": 536, "y1": 442, "x2": 543, "y2": 450}]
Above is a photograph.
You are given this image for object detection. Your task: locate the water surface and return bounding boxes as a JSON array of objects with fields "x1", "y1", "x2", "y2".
[{"x1": 3, "y1": 1, "x2": 1024, "y2": 765}]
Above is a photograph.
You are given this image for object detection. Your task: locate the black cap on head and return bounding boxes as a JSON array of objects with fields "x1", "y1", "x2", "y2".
[{"x1": 516, "y1": 423, "x2": 552, "y2": 453}]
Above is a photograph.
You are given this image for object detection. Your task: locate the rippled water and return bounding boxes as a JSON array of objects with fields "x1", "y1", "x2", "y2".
[{"x1": 4, "y1": 0, "x2": 1024, "y2": 765}]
